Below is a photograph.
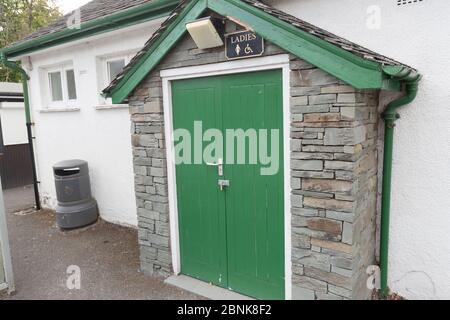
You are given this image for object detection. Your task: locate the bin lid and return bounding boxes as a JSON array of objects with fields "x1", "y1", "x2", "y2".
[{"x1": 53, "y1": 159, "x2": 89, "y2": 174}]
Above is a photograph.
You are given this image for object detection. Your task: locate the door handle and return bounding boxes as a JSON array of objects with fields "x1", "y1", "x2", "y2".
[
  {"x1": 206, "y1": 158, "x2": 223, "y2": 176},
  {"x1": 218, "y1": 179, "x2": 230, "y2": 191}
]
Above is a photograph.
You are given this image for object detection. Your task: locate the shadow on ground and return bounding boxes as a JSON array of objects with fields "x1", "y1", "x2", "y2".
[{"x1": 1, "y1": 186, "x2": 202, "y2": 300}]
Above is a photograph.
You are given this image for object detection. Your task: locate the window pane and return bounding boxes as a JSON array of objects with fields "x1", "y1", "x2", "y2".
[
  {"x1": 107, "y1": 59, "x2": 126, "y2": 82},
  {"x1": 66, "y1": 69, "x2": 77, "y2": 100},
  {"x1": 49, "y1": 71, "x2": 63, "y2": 101}
]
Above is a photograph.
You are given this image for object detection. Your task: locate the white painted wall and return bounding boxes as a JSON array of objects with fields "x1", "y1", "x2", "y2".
[
  {"x1": 0, "y1": 102, "x2": 27, "y2": 146},
  {"x1": 0, "y1": 82, "x2": 27, "y2": 146},
  {"x1": 23, "y1": 19, "x2": 166, "y2": 227},
  {"x1": 271, "y1": 0, "x2": 450, "y2": 299}
]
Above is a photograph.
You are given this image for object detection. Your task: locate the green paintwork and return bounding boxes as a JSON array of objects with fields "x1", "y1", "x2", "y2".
[
  {"x1": 222, "y1": 70, "x2": 285, "y2": 300},
  {"x1": 1, "y1": 0, "x2": 179, "y2": 59},
  {"x1": 111, "y1": 0, "x2": 206, "y2": 104},
  {"x1": 172, "y1": 70, "x2": 284, "y2": 300},
  {"x1": 0, "y1": 53, "x2": 31, "y2": 123},
  {"x1": 209, "y1": 0, "x2": 382, "y2": 89},
  {"x1": 172, "y1": 75, "x2": 228, "y2": 287},
  {"x1": 379, "y1": 73, "x2": 421, "y2": 297},
  {"x1": 105, "y1": 0, "x2": 418, "y2": 103}
]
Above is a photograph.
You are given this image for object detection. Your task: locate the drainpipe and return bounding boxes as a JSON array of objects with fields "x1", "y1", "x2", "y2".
[
  {"x1": 0, "y1": 52, "x2": 41, "y2": 210},
  {"x1": 379, "y1": 66, "x2": 421, "y2": 297}
]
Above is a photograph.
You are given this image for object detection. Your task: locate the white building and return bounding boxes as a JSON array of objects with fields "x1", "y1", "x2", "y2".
[
  {"x1": 1, "y1": 0, "x2": 448, "y2": 299},
  {"x1": 2, "y1": 1, "x2": 174, "y2": 226},
  {"x1": 0, "y1": 82, "x2": 27, "y2": 147},
  {"x1": 25, "y1": 20, "x2": 168, "y2": 226}
]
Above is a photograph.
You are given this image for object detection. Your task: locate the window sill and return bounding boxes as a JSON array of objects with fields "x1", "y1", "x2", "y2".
[
  {"x1": 38, "y1": 107, "x2": 80, "y2": 113},
  {"x1": 95, "y1": 104, "x2": 129, "y2": 110}
]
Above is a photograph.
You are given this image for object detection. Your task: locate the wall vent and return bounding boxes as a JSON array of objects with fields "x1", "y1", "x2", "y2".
[{"x1": 397, "y1": 0, "x2": 424, "y2": 6}]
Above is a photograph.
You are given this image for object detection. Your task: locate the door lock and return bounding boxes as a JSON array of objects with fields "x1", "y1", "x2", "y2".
[
  {"x1": 206, "y1": 158, "x2": 223, "y2": 176},
  {"x1": 218, "y1": 180, "x2": 230, "y2": 191}
]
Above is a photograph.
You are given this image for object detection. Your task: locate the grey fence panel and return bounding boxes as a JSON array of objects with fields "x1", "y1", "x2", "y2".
[{"x1": 0, "y1": 143, "x2": 33, "y2": 189}]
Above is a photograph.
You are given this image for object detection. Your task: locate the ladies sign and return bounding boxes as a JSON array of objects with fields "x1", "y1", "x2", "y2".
[{"x1": 225, "y1": 30, "x2": 264, "y2": 60}]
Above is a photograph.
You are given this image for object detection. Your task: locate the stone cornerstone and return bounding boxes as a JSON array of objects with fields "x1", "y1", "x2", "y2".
[{"x1": 127, "y1": 21, "x2": 379, "y2": 300}]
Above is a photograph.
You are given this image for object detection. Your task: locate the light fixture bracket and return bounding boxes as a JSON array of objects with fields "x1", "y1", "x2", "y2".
[{"x1": 186, "y1": 16, "x2": 225, "y2": 50}]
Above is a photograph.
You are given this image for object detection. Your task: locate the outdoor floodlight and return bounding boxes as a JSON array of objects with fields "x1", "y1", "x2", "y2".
[{"x1": 186, "y1": 17, "x2": 224, "y2": 50}]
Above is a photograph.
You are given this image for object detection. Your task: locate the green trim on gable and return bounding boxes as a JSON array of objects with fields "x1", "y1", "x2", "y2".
[
  {"x1": 108, "y1": 0, "x2": 412, "y2": 103},
  {"x1": 112, "y1": 0, "x2": 207, "y2": 104}
]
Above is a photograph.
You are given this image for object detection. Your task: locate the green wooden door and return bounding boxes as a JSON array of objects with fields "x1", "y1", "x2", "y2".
[
  {"x1": 172, "y1": 76, "x2": 228, "y2": 287},
  {"x1": 172, "y1": 70, "x2": 284, "y2": 300}
]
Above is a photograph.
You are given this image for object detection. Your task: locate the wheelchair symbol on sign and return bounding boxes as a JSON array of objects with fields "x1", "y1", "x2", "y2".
[{"x1": 244, "y1": 44, "x2": 254, "y2": 54}]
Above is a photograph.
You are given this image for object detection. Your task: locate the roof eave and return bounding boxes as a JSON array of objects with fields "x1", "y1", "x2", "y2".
[
  {"x1": 0, "y1": 0, "x2": 180, "y2": 59},
  {"x1": 105, "y1": 0, "x2": 420, "y2": 103}
]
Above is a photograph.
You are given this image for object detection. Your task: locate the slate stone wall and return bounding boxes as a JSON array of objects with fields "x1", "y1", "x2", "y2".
[
  {"x1": 288, "y1": 65, "x2": 379, "y2": 300},
  {"x1": 127, "y1": 22, "x2": 379, "y2": 299}
]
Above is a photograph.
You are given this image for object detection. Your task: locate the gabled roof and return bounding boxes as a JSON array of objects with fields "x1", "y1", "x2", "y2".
[
  {"x1": 103, "y1": 0, "x2": 420, "y2": 104},
  {"x1": 1, "y1": 0, "x2": 179, "y2": 59}
]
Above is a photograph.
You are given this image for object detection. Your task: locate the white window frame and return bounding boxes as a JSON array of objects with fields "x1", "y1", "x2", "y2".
[
  {"x1": 104, "y1": 56, "x2": 128, "y2": 85},
  {"x1": 46, "y1": 64, "x2": 78, "y2": 109},
  {"x1": 99, "y1": 54, "x2": 133, "y2": 107}
]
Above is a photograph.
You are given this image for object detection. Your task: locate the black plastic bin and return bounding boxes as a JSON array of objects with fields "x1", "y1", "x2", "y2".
[{"x1": 53, "y1": 160, "x2": 98, "y2": 229}]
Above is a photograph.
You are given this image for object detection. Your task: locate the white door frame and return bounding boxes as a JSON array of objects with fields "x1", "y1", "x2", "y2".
[
  {"x1": 161, "y1": 54, "x2": 292, "y2": 300},
  {"x1": 0, "y1": 179, "x2": 15, "y2": 294}
]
